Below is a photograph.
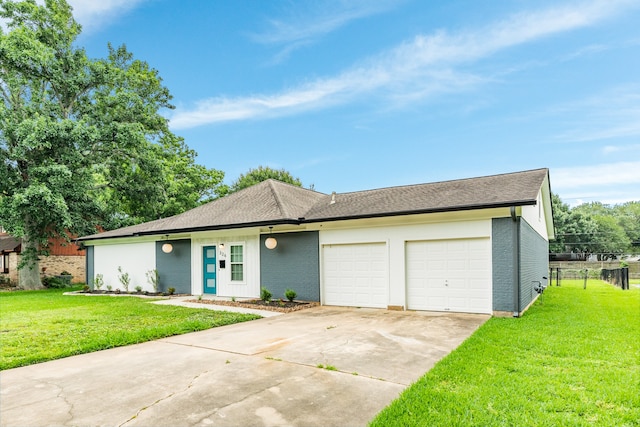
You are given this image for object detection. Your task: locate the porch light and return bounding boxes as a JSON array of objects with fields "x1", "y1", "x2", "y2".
[
  {"x1": 265, "y1": 237, "x2": 277, "y2": 250},
  {"x1": 162, "y1": 243, "x2": 173, "y2": 253},
  {"x1": 265, "y1": 226, "x2": 277, "y2": 249}
]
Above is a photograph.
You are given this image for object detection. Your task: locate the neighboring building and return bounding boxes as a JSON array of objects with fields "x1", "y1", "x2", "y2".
[
  {"x1": 0, "y1": 234, "x2": 20, "y2": 284},
  {"x1": 0, "y1": 232, "x2": 86, "y2": 285},
  {"x1": 78, "y1": 168, "x2": 554, "y2": 316}
]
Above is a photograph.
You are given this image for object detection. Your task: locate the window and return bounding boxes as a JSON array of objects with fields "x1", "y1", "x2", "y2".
[
  {"x1": 230, "y1": 244, "x2": 244, "y2": 281},
  {"x1": 2, "y1": 254, "x2": 8, "y2": 274}
]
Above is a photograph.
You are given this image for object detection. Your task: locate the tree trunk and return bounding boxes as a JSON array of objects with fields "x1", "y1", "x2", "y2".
[{"x1": 18, "y1": 237, "x2": 44, "y2": 290}]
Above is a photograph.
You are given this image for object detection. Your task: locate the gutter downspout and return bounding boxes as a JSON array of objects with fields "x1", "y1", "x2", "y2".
[{"x1": 511, "y1": 206, "x2": 521, "y2": 317}]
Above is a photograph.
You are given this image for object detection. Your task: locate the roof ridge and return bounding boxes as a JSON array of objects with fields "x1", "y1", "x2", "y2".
[
  {"x1": 268, "y1": 180, "x2": 290, "y2": 218},
  {"x1": 333, "y1": 168, "x2": 548, "y2": 196}
]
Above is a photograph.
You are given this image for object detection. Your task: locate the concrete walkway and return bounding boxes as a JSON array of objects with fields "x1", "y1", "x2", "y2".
[
  {"x1": 0, "y1": 307, "x2": 489, "y2": 427},
  {"x1": 151, "y1": 295, "x2": 284, "y2": 317}
]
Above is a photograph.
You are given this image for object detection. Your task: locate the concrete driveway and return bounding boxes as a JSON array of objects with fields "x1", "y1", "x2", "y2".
[{"x1": 1, "y1": 307, "x2": 488, "y2": 427}]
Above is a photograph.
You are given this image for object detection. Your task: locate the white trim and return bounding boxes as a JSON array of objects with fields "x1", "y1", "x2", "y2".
[{"x1": 228, "y1": 241, "x2": 246, "y2": 285}]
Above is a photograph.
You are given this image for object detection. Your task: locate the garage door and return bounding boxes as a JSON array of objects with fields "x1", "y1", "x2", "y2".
[
  {"x1": 406, "y1": 238, "x2": 491, "y2": 314},
  {"x1": 322, "y1": 243, "x2": 387, "y2": 308}
]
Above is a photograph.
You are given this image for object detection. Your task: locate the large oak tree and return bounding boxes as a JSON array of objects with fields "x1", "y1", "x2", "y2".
[
  {"x1": 221, "y1": 165, "x2": 303, "y2": 196},
  {"x1": 0, "y1": 0, "x2": 223, "y2": 289}
]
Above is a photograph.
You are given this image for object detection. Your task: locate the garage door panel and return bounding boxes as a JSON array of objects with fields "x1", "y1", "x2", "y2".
[
  {"x1": 323, "y1": 243, "x2": 388, "y2": 309},
  {"x1": 447, "y1": 278, "x2": 467, "y2": 289},
  {"x1": 406, "y1": 238, "x2": 491, "y2": 314}
]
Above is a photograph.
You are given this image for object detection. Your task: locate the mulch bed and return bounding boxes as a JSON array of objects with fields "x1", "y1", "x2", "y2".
[
  {"x1": 75, "y1": 290, "x2": 190, "y2": 297},
  {"x1": 185, "y1": 298, "x2": 319, "y2": 313}
]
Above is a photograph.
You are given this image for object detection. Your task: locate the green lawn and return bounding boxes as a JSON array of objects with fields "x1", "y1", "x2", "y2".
[
  {"x1": 0, "y1": 288, "x2": 260, "y2": 370},
  {"x1": 371, "y1": 280, "x2": 640, "y2": 427}
]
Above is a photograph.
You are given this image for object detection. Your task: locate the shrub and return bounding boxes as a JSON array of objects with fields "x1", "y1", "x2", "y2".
[
  {"x1": 93, "y1": 274, "x2": 104, "y2": 290},
  {"x1": 260, "y1": 287, "x2": 272, "y2": 303},
  {"x1": 284, "y1": 289, "x2": 297, "y2": 302},
  {"x1": 168, "y1": 287, "x2": 175, "y2": 295},
  {"x1": 146, "y1": 269, "x2": 159, "y2": 292},
  {"x1": 43, "y1": 276, "x2": 69, "y2": 289},
  {"x1": 117, "y1": 266, "x2": 130, "y2": 292},
  {"x1": 106, "y1": 284, "x2": 112, "y2": 291},
  {"x1": 135, "y1": 285, "x2": 142, "y2": 293}
]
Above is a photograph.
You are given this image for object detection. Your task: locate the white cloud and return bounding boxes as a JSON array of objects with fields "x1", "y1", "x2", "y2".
[
  {"x1": 1, "y1": 1, "x2": 148, "y2": 33},
  {"x1": 552, "y1": 161, "x2": 640, "y2": 205},
  {"x1": 553, "y1": 86, "x2": 640, "y2": 143},
  {"x1": 552, "y1": 161, "x2": 640, "y2": 189},
  {"x1": 170, "y1": 0, "x2": 637, "y2": 130},
  {"x1": 602, "y1": 144, "x2": 640, "y2": 154},
  {"x1": 252, "y1": 0, "x2": 403, "y2": 60},
  {"x1": 68, "y1": 0, "x2": 149, "y2": 33}
]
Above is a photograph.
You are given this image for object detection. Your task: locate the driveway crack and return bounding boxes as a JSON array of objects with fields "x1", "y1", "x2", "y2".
[
  {"x1": 42, "y1": 381, "x2": 74, "y2": 426},
  {"x1": 118, "y1": 370, "x2": 210, "y2": 427},
  {"x1": 193, "y1": 369, "x2": 316, "y2": 426}
]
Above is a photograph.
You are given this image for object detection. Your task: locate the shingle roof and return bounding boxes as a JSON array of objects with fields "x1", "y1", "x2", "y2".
[
  {"x1": 0, "y1": 235, "x2": 21, "y2": 253},
  {"x1": 304, "y1": 168, "x2": 549, "y2": 221},
  {"x1": 79, "y1": 168, "x2": 549, "y2": 241},
  {"x1": 79, "y1": 180, "x2": 326, "y2": 240}
]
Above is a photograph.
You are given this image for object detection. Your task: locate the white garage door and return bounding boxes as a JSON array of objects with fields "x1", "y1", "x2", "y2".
[
  {"x1": 322, "y1": 243, "x2": 388, "y2": 308},
  {"x1": 406, "y1": 238, "x2": 491, "y2": 314}
]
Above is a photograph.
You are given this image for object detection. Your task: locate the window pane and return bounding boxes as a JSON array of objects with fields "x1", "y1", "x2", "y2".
[
  {"x1": 206, "y1": 264, "x2": 215, "y2": 273},
  {"x1": 206, "y1": 249, "x2": 216, "y2": 258},
  {"x1": 230, "y1": 245, "x2": 243, "y2": 262},
  {"x1": 231, "y1": 264, "x2": 243, "y2": 281}
]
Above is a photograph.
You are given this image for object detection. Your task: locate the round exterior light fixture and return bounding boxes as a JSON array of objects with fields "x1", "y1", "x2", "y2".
[
  {"x1": 162, "y1": 243, "x2": 173, "y2": 253},
  {"x1": 265, "y1": 237, "x2": 277, "y2": 250}
]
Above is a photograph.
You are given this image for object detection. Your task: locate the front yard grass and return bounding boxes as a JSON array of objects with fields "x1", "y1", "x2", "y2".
[
  {"x1": 0, "y1": 287, "x2": 260, "y2": 370},
  {"x1": 371, "y1": 279, "x2": 640, "y2": 427}
]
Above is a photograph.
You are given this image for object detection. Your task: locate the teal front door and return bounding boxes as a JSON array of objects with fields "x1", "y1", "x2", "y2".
[{"x1": 203, "y1": 246, "x2": 217, "y2": 294}]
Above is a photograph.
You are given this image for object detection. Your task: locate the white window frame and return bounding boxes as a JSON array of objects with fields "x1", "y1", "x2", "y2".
[{"x1": 229, "y1": 242, "x2": 245, "y2": 283}]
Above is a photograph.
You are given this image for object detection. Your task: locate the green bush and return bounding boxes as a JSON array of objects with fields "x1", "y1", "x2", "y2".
[
  {"x1": 117, "y1": 266, "x2": 130, "y2": 292},
  {"x1": 93, "y1": 274, "x2": 104, "y2": 290},
  {"x1": 43, "y1": 276, "x2": 70, "y2": 289},
  {"x1": 284, "y1": 289, "x2": 297, "y2": 302},
  {"x1": 260, "y1": 287, "x2": 272, "y2": 303}
]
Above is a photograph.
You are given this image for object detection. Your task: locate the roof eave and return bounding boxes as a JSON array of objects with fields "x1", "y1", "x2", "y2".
[
  {"x1": 79, "y1": 199, "x2": 538, "y2": 243},
  {"x1": 302, "y1": 200, "x2": 537, "y2": 224},
  {"x1": 77, "y1": 218, "x2": 304, "y2": 242}
]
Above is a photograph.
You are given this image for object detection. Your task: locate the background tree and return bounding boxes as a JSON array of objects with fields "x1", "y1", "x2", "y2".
[
  {"x1": 612, "y1": 202, "x2": 640, "y2": 252},
  {"x1": 549, "y1": 193, "x2": 598, "y2": 254},
  {"x1": 551, "y1": 195, "x2": 638, "y2": 258},
  {"x1": 0, "y1": 0, "x2": 223, "y2": 289},
  {"x1": 222, "y1": 166, "x2": 303, "y2": 195}
]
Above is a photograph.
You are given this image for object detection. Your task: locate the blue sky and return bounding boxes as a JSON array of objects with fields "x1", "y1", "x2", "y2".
[{"x1": 68, "y1": 0, "x2": 640, "y2": 206}]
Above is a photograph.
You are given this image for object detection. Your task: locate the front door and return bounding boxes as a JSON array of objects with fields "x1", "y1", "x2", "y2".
[{"x1": 203, "y1": 246, "x2": 217, "y2": 294}]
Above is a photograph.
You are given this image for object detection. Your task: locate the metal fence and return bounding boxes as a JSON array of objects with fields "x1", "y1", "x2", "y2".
[
  {"x1": 601, "y1": 268, "x2": 630, "y2": 290},
  {"x1": 549, "y1": 267, "x2": 593, "y2": 288}
]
